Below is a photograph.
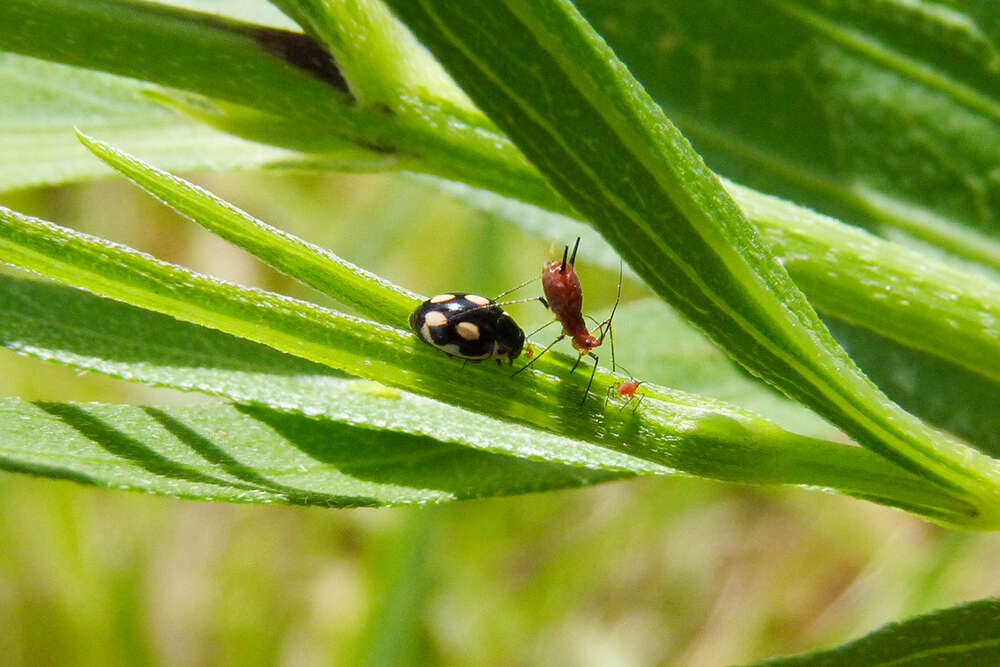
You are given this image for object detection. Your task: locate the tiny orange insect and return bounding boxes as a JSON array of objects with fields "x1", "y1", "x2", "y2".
[{"x1": 606, "y1": 377, "x2": 646, "y2": 413}]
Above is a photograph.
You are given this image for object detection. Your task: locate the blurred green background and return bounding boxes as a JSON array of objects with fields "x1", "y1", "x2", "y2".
[{"x1": 2, "y1": 172, "x2": 1000, "y2": 666}]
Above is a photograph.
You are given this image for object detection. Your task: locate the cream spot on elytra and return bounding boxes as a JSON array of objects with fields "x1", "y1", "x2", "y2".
[
  {"x1": 465, "y1": 294, "x2": 490, "y2": 306},
  {"x1": 456, "y1": 322, "x2": 480, "y2": 340},
  {"x1": 425, "y1": 311, "x2": 448, "y2": 327}
]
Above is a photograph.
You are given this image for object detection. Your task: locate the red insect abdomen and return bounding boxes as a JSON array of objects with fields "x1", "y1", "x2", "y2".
[
  {"x1": 542, "y1": 258, "x2": 598, "y2": 348},
  {"x1": 542, "y1": 259, "x2": 582, "y2": 321}
]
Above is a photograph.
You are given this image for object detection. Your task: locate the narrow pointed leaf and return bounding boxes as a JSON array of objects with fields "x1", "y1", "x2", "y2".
[
  {"x1": 0, "y1": 0, "x2": 352, "y2": 115},
  {"x1": 731, "y1": 182, "x2": 1000, "y2": 386},
  {"x1": 827, "y1": 317, "x2": 1000, "y2": 460},
  {"x1": 77, "y1": 131, "x2": 421, "y2": 325},
  {"x1": 0, "y1": 0, "x2": 559, "y2": 213}
]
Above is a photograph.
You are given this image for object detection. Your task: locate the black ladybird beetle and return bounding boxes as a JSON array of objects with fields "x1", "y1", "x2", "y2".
[{"x1": 409, "y1": 293, "x2": 525, "y2": 363}]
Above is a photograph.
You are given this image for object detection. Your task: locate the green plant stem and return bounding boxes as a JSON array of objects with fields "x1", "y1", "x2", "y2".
[
  {"x1": 380, "y1": 0, "x2": 1000, "y2": 521},
  {"x1": 268, "y1": 0, "x2": 473, "y2": 110},
  {"x1": 730, "y1": 182, "x2": 1000, "y2": 384}
]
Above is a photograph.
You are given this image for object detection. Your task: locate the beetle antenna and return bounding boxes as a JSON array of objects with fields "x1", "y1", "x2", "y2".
[
  {"x1": 492, "y1": 275, "x2": 540, "y2": 301},
  {"x1": 463, "y1": 295, "x2": 546, "y2": 316}
]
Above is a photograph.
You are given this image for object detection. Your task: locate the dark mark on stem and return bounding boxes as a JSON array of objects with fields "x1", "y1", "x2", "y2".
[{"x1": 243, "y1": 26, "x2": 352, "y2": 98}]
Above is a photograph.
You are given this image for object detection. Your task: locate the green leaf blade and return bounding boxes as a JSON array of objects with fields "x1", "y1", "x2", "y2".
[
  {"x1": 76, "y1": 130, "x2": 421, "y2": 325},
  {"x1": 0, "y1": 0, "x2": 559, "y2": 214},
  {"x1": 733, "y1": 181, "x2": 1000, "y2": 386},
  {"x1": 0, "y1": 0, "x2": 351, "y2": 119}
]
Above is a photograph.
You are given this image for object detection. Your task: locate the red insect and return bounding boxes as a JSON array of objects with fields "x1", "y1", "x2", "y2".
[{"x1": 515, "y1": 238, "x2": 620, "y2": 404}]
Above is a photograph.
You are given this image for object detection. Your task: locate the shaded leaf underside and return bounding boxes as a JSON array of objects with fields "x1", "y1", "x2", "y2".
[{"x1": 0, "y1": 397, "x2": 629, "y2": 507}]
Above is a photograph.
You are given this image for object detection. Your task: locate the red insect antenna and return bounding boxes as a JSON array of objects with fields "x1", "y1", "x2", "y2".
[{"x1": 566, "y1": 236, "x2": 580, "y2": 270}]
